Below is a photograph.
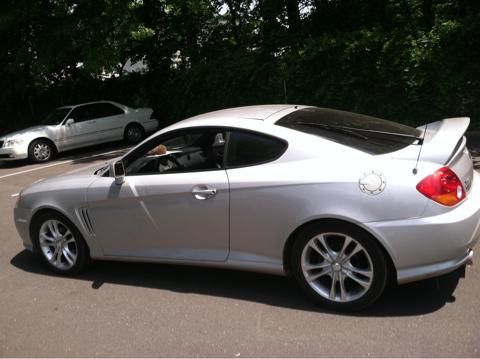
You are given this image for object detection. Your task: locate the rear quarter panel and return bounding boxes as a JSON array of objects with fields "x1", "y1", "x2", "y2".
[
  {"x1": 125, "y1": 108, "x2": 158, "y2": 132},
  {"x1": 226, "y1": 134, "x2": 431, "y2": 267}
]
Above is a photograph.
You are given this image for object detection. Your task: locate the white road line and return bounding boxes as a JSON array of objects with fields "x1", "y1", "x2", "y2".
[
  {"x1": 0, "y1": 159, "x2": 74, "y2": 180},
  {"x1": 11, "y1": 193, "x2": 19, "y2": 197},
  {"x1": 0, "y1": 148, "x2": 130, "y2": 180}
]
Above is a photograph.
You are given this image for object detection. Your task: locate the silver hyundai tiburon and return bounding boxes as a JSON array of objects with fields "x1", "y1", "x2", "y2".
[{"x1": 14, "y1": 105, "x2": 480, "y2": 311}]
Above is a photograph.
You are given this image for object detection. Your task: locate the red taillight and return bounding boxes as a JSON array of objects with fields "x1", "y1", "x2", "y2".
[{"x1": 416, "y1": 166, "x2": 466, "y2": 206}]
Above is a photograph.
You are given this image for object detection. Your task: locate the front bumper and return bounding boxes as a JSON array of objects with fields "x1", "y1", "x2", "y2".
[
  {"x1": 14, "y1": 207, "x2": 33, "y2": 251},
  {"x1": 367, "y1": 171, "x2": 480, "y2": 284},
  {"x1": 0, "y1": 145, "x2": 28, "y2": 160}
]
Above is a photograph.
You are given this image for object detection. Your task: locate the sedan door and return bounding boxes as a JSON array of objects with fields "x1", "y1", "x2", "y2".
[
  {"x1": 59, "y1": 104, "x2": 102, "y2": 149},
  {"x1": 85, "y1": 128, "x2": 230, "y2": 261},
  {"x1": 90, "y1": 102, "x2": 127, "y2": 141}
]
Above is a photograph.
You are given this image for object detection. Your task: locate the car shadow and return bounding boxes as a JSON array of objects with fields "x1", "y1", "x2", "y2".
[{"x1": 10, "y1": 250, "x2": 464, "y2": 317}]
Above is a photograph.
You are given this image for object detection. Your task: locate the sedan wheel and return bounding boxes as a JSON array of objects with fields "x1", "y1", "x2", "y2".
[
  {"x1": 292, "y1": 223, "x2": 388, "y2": 311},
  {"x1": 29, "y1": 140, "x2": 54, "y2": 162},
  {"x1": 32, "y1": 212, "x2": 90, "y2": 275},
  {"x1": 125, "y1": 125, "x2": 144, "y2": 144}
]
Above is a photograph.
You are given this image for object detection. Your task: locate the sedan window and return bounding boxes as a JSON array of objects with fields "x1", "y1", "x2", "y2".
[
  {"x1": 96, "y1": 103, "x2": 124, "y2": 117},
  {"x1": 125, "y1": 129, "x2": 226, "y2": 176},
  {"x1": 41, "y1": 108, "x2": 71, "y2": 125},
  {"x1": 226, "y1": 131, "x2": 287, "y2": 168},
  {"x1": 68, "y1": 105, "x2": 95, "y2": 123}
]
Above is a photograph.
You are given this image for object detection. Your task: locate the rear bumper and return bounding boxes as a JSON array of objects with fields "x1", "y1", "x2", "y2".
[
  {"x1": 396, "y1": 249, "x2": 473, "y2": 284},
  {"x1": 366, "y1": 171, "x2": 480, "y2": 284},
  {"x1": 143, "y1": 119, "x2": 159, "y2": 133}
]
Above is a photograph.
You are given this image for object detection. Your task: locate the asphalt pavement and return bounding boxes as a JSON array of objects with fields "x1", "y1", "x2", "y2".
[{"x1": 0, "y1": 142, "x2": 479, "y2": 357}]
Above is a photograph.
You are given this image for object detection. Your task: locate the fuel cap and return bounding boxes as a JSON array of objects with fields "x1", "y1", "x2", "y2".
[{"x1": 359, "y1": 171, "x2": 386, "y2": 195}]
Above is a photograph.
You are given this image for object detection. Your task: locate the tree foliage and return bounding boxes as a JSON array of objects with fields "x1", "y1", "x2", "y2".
[{"x1": 0, "y1": 0, "x2": 479, "y2": 133}]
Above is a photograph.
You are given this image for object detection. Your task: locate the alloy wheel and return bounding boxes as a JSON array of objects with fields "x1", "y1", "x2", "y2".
[
  {"x1": 33, "y1": 143, "x2": 51, "y2": 161},
  {"x1": 301, "y1": 232, "x2": 374, "y2": 303},
  {"x1": 39, "y1": 219, "x2": 78, "y2": 270},
  {"x1": 126, "y1": 126, "x2": 142, "y2": 143}
]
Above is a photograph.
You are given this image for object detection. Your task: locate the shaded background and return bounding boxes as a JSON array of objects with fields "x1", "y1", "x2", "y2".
[{"x1": 0, "y1": 0, "x2": 479, "y2": 135}]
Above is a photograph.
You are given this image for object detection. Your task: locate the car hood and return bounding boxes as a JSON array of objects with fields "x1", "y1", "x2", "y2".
[
  {"x1": 22, "y1": 161, "x2": 111, "y2": 197},
  {"x1": 1, "y1": 125, "x2": 52, "y2": 139}
]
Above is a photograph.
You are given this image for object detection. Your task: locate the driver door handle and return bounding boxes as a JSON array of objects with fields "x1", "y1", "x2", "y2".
[{"x1": 192, "y1": 185, "x2": 217, "y2": 200}]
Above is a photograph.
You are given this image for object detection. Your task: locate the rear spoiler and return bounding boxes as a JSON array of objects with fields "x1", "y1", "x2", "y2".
[{"x1": 416, "y1": 117, "x2": 470, "y2": 165}]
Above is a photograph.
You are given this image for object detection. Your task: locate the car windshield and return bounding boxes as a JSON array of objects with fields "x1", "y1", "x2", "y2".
[
  {"x1": 40, "y1": 108, "x2": 71, "y2": 125},
  {"x1": 276, "y1": 107, "x2": 422, "y2": 155}
]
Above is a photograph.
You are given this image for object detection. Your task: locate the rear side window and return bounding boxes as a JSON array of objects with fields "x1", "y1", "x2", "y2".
[
  {"x1": 226, "y1": 131, "x2": 287, "y2": 167},
  {"x1": 276, "y1": 107, "x2": 422, "y2": 155},
  {"x1": 97, "y1": 103, "x2": 124, "y2": 117}
]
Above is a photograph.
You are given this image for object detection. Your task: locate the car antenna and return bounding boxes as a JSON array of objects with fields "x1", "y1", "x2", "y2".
[{"x1": 412, "y1": 122, "x2": 428, "y2": 175}]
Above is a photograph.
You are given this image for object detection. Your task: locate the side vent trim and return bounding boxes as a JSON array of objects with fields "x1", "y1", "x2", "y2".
[{"x1": 80, "y1": 208, "x2": 95, "y2": 236}]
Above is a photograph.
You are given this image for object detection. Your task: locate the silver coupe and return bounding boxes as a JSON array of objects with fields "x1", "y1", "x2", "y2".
[
  {"x1": 14, "y1": 105, "x2": 480, "y2": 310},
  {"x1": 0, "y1": 101, "x2": 158, "y2": 163}
]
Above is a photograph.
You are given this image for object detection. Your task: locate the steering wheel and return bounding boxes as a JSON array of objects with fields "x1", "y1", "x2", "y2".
[
  {"x1": 157, "y1": 153, "x2": 183, "y2": 172},
  {"x1": 168, "y1": 153, "x2": 183, "y2": 169}
]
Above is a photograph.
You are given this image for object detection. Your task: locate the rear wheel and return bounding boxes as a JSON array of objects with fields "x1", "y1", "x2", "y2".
[
  {"x1": 291, "y1": 222, "x2": 388, "y2": 311},
  {"x1": 28, "y1": 139, "x2": 54, "y2": 163},
  {"x1": 31, "y1": 211, "x2": 90, "y2": 275},
  {"x1": 124, "y1": 124, "x2": 144, "y2": 144}
]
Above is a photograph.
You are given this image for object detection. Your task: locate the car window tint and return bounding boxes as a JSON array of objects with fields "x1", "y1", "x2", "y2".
[
  {"x1": 276, "y1": 107, "x2": 421, "y2": 155},
  {"x1": 226, "y1": 131, "x2": 287, "y2": 167},
  {"x1": 97, "y1": 103, "x2": 124, "y2": 117},
  {"x1": 68, "y1": 105, "x2": 91, "y2": 123},
  {"x1": 125, "y1": 129, "x2": 227, "y2": 176}
]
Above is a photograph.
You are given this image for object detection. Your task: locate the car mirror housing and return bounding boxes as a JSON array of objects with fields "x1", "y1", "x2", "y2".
[
  {"x1": 111, "y1": 160, "x2": 125, "y2": 185},
  {"x1": 65, "y1": 118, "x2": 75, "y2": 126}
]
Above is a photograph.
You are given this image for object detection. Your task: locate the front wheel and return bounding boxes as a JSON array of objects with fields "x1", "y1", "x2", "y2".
[
  {"x1": 31, "y1": 212, "x2": 91, "y2": 275},
  {"x1": 28, "y1": 139, "x2": 54, "y2": 163},
  {"x1": 291, "y1": 222, "x2": 388, "y2": 311}
]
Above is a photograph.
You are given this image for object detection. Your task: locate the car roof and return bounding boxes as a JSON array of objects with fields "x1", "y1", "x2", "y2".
[
  {"x1": 173, "y1": 105, "x2": 311, "y2": 127},
  {"x1": 57, "y1": 100, "x2": 122, "y2": 110}
]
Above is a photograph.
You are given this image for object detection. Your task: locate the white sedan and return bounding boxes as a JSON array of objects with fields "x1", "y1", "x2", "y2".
[{"x1": 0, "y1": 101, "x2": 159, "y2": 163}]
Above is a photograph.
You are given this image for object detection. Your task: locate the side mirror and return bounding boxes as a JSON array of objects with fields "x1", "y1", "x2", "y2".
[
  {"x1": 111, "y1": 160, "x2": 125, "y2": 185},
  {"x1": 65, "y1": 118, "x2": 75, "y2": 126}
]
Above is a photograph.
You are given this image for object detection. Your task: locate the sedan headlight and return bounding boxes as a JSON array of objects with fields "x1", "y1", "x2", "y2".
[{"x1": 4, "y1": 138, "x2": 25, "y2": 147}]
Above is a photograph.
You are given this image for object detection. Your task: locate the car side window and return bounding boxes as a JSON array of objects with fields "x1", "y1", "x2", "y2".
[
  {"x1": 226, "y1": 130, "x2": 287, "y2": 168},
  {"x1": 97, "y1": 103, "x2": 125, "y2": 117},
  {"x1": 125, "y1": 129, "x2": 226, "y2": 176},
  {"x1": 87, "y1": 104, "x2": 109, "y2": 119},
  {"x1": 68, "y1": 105, "x2": 92, "y2": 123}
]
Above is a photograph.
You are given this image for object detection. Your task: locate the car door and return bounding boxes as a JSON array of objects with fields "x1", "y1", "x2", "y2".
[
  {"x1": 92, "y1": 102, "x2": 126, "y2": 141},
  {"x1": 224, "y1": 130, "x2": 289, "y2": 261},
  {"x1": 85, "y1": 127, "x2": 229, "y2": 261},
  {"x1": 60, "y1": 104, "x2": 101, "y2": 149}
]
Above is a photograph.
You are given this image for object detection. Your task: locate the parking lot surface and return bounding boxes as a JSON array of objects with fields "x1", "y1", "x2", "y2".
[{"x1": 0, "y1": 143, "x2": 479, "y2": 357}]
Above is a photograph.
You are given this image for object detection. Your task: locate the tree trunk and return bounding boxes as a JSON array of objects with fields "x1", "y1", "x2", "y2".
[
  {"x1": 422, "y1": 0, "x2": 434, "y2": 29},
  {"x1": 377, "y1": 0, "x2": 389, "y2": 30},
  {"x1": 224, "y1": 0, "x2": 241, "y2": 45},
  {"x1": 284, "y1": 0, "x2": 301, "y2": 36}
]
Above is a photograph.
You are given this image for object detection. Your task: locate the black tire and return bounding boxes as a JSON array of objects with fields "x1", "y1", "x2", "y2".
[
  {"x1": 31, "y1": 211, "x2": 91, "y2": 275},
  {"x1": 28, "y1": 139, "x2": 55, "y2": 163},
  {"x1": 124, "y1": 123, "x2": 145, "y2": 144},
  {"x1": 291, "y1": 222, "x2": 388, "y2": 312}
]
